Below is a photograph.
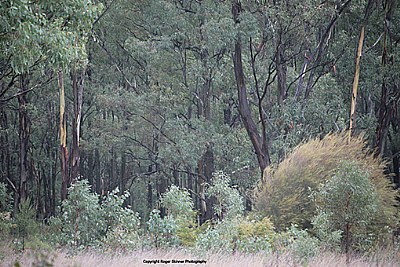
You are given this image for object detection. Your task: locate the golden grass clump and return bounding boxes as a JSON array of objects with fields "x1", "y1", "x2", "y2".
[{"x1": 254, "y1": 132, "x2": 398, "y2": 232}]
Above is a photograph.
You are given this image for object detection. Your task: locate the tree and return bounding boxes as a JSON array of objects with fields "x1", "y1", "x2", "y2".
[{"x1": 313, "y1": 160, "x2": 378, "y2": 261}]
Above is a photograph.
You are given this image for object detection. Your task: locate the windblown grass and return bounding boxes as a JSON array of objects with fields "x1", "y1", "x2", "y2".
[{"x1": 3, "y1": 247, "x2": 400, "y2": 267}]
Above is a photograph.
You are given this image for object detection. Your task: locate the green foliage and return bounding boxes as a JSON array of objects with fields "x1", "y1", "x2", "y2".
[
  {"x1": 207, "y1": 171, "x2": 244, "y2": 220},
  {"x1": 254, "y1": 132, "x2": 398, "y2": 232},
  {"x1": 312, "y1": 160, "x2": 380, "y2": 252},
  {"x1": 0, "y1": 0, "x2": 103, "y2": 73},
  {"x1": 311, "y1": 211, "x2": 342, "y2": 251},
  {"x1": 274, "y1": 225, "x2": 320, "y2": 263},
  {"x1": 50, "y1": 180, "x2": 102, "y2": 247},
  {"x1": 146, "y1": 209, "x2": 179, "y2": 248},
  {"x1": 14, "y1": 198, "x2": 40, "y2": 250},
  {"x1": 0, "y1": 183, "x2": 13, "y2": 240},
  {"x1": 0, "y1": 182, "x2": 12, "y2": 212},
  {"x1": 15, "y1": 198, "x2": 39, "y2": 238},
  {"x1": 160, "y1": 185, "x2": 199, "y2": 246},
  {"x1": 194, "y1": 219, "x2": 239, "y2": 254},
  {"x1": 236, "y1": 216, "x2": 275, "y2": 253},
  {"x1": 161, "y1": 185, "x2": 195, "y2": 224},
  {"x1": 238, "y1": 216, "x2": 275, "y2": 240},
  {"x1": 49, "y1": 180, "x2": 140, "y2": 249},
  {"x1": 101, "y1": 188, "x2": 141, "y2": 250}
]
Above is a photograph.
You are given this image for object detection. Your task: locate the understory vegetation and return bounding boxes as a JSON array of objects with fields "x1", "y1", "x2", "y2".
[{"x1": 1, "y1": 134, "x2": 400, "y2": 266}]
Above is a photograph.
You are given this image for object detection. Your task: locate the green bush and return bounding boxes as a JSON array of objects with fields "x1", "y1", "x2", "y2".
[
  {"x1": 146, "y1": 209, "x2": 179, "y2": 248},
  {"x1": 0, "y1": 182, "x2": 13, "y2": 240},
  {"x1": 49, "y1": 179, "x2": 140, "y2": 250},
  {"x1": 236, "y1": 215, "x2": 275, "y2": 253},
  {"x1": 273, "y1": 225, "x2": 320, "y2": 263},
  {"x1": 161, "y1": 184, "x2": 196, "y2": 228},
  {"x1": 254, "y1": 132, "x2": 398, "y2": 234},
  {"x1": 195, "y1": 219, "x2": 239, "y2": 254},
  {"x1": 49, "y1": 180, "x2": 103, "y2": 248},
  {"x1": 101, "y1": 188, "x2": 141, "y2": 250},
  {"x1": 207, "y1": 171, "x2": 244, "y2": 220},
  {"x1": 195, "y1": 174, "x2": 261, "y2": 254},
  {"x1": 14, "y1": 198, "x2": 40, "y2": 250},
  {"x1": 160, "y1": 185, "x2": 198, "y2": 246},
  {"x1": 312, "y1": 160, "x2": 380, "y2": 253}
]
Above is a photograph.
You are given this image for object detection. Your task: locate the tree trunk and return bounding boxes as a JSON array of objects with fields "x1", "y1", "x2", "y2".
[
  {"x1": 349, "y1": 26, "x2": 365, "y2": 139},
  {"x1": 94, "y1": 148, "x2": 101, "y2": 195},
  {"x1": 203, "y1": 144, "x2": 215, "y2": 222},
  {"x1": 232, "y1": 0, "x2": 270, "y2": 175},
  {"x1": 120, "y1": 151, "x2": 126, "y2": 193},
  {"x1": 276, "y1": 36, "x2": 287, "y2": 106},
  {"x1": 59, "y1": 69, "x2": 69, "y2": 201},
  {"x1": 375, "y1": 13, "x2": 391, "y2": 155},
  {"x1": 70, "y1": 67, "x2": 84, "y2": 183},
  {"x1": 17, "y1": 74, "x2": 30, "y2": 207}
]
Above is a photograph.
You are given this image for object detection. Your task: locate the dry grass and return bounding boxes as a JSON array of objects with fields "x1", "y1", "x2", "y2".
[{"x1": 2, "y1": 248, "x2": 400, "y2": 267}]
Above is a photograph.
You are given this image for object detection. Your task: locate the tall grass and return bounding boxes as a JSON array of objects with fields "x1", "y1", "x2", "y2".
[{"x1": 3, "y1": 247, "x2": 400, "y2": 267}]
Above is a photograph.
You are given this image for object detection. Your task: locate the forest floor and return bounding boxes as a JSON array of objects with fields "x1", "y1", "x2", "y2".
[{"x1": 3, "y1": 247, "x2": 400, "y2": 267}]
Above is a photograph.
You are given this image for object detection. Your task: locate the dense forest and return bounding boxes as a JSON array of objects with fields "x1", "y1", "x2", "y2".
[{"x1": 1, "y1": 0, "x2": 400, "y2": 266}]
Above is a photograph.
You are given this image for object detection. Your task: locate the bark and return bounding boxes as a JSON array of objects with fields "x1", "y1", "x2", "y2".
[
  {"x1": 232, "y1": 0, "x2": 270, "y2": 174},
  {"x1": 32, "y1": 159, "x2": 42, "y2": 218},
  {"x1": 120, "y1": 151, "x2": 126, "y2": 193},
  {"x1": 94, "y1": 148, "x2": 101, "y2": 195},
  {"x1": 17, "y1": 74, "x2": 30, "y2": 206},
  {"x1": 276, "y1": 36, "x2": 287, "y2": 106},
  {"x1": 147, "y1": 178, "x2": 153, "y2": 210},
  {"x1": 51, "y1": 145, "x2": 57, "y2": 216},
  {"x1": 197, "y1": 18, "x2": 216, "y2": 223},
  {"x1": 349, "y1": 26, "x2": 365, "y2": 139},
  {"x1": 70, "y1": 67, "x2": 84, "y2": 183},
  {"x1": 59, "y1": 69, "x2": 69, "y2": 201}
]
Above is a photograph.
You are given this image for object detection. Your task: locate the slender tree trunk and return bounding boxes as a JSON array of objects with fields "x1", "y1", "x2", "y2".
[
  {"x1": 203, "y1": 144, "x2": 215, "y2": 222},
  {"x1": 232, "y1": 0, "x2": 270, "y2": 175},
  {"x1": 120, "y1": 151, "x2": 126, "y2": 193},
  {"x1": 376, "y1": 10, "x2": 391, "y2": 155},
  {"x1": 58, "y1": 69, "x2": 69, "y2": 201},
  {"x1": 94, "y1": 148, "x2": 101, "y2": 195},
  {"x1": 32, "y1": 159, "x2": 42, "y2": 218},
  {"x1": 51, "y1": 147, "x2": 57, "y2": 216},
  {"x1": 70, "y1": 67, "x2": 84, "y2": 183},
  {"x1": 86, "y1": 150, "x2": 94, "y2": 186},
  {"x1": 17, "y1": 74, "x2": 30, "y2": 207},
  {"x1": 276, "y1": 36, "x2": 287, "y2": 105},
  {"x1": 349, "y1": 26, "x2": 365, "y2": 139}
]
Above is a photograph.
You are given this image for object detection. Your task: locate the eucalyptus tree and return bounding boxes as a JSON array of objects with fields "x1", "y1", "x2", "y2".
[{"x1": 0, "y1": 0, "x2": 102, "y2": 212}]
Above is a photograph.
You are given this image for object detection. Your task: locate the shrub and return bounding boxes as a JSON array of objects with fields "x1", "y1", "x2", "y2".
[
  {"x1": 273, "y1": 225, "x2": 320, "y2": 263},
  {"x1": 194, "y1": 219, "x2": 239, "y2": 254},
  {"x1": 160, "y1": 185, "x2": 198, "y2": 246},
  {"x1": 312, "y1": 161, "x2": 379, "y2": 254},
  {"x1": 161, "y1": 185, "x2": 195, "y2": 225},
  {"x1": 0, "y1": 182, "x2": 12, "y2": 212},
  {"x1": 236, "y1": 215, "x2": 275, "y2": 253},
  {"x1": 49, "y1": 180, "x2": 103, "y2": 248},
  {"x1": 254, "y1": 132, "x2": 398, "y2": 234},
  {"x1": 195, "y1": 174, "x2": 263, "y2": 254},
  {"x1": 146, "y1": 209, "x2": 179, "y2": 248},
  {"x1": 101, "y1": 188, "x2": 141, "y2": 250},
  {"x1": 14, "y1": 198, "x2": 40, "y2": 249},
  {"x1": 207, "y1": 171, "x2": 244, "y2": 220},
  {"x1": 49, "y1": 179, "x2": 140, "y2": 250},
  {"x1": 0, "y1": 182, "x2": 12, "y2": 240}
]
